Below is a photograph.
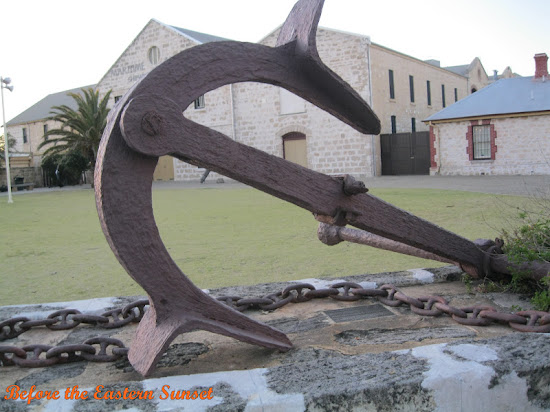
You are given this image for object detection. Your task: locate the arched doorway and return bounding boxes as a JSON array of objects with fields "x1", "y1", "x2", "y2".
[{"x1": 282, "y1": 132, "x2": 307, "y2": 168}]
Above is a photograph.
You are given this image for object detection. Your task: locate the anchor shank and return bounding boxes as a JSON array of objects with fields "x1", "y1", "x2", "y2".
[{"x1": 120, "y1": 96, "x2": 486, "y2": 277}]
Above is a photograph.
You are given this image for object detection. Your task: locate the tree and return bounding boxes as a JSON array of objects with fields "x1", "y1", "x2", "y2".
[
  {"x1": 42, "y1": 150, "x2": 89, "y2": 187},
  {"x1": 38, "y1": 88, "x2": 111, "y2": 175}
]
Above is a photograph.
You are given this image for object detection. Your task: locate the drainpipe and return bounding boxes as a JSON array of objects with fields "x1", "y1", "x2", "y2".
[{"x1": 366, "y1": 37, "x2": 376, "y2": 177}]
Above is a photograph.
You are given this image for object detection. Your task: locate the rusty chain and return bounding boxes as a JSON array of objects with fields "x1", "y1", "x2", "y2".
[{"x1": 1, "y1": 284, "x2": 549, "y2": 368}]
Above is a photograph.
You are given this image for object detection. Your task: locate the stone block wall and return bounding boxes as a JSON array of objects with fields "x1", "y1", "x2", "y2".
[
  {"x1": 370, "y1": 44, "x2": 469, "y2": 135},
  {"x1": 0, "y1": 166, "x2": 41, "y2": 187},
  {"x1": 173, "y1": 27, "x2": 377, "y2": 181},
  {"x1": 7, "y1": 119, "x2": 64, "y2": 168},
  {"x1": 431, "y1": 114, "x2": 550, "y2": 175},
  {"x1": 97, "y1": 20, "x2": 201, "y2": 105}
]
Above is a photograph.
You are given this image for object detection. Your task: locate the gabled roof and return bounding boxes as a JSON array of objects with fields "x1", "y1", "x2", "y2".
[
  {"x1": 167, "y1": 24, "x2": 230, "y2": 44},
  {"x1": 444, "y1": 57, "x2": 486, "y2": 79},
  {"x1": 7, "y1": 85, "x2": 95, "y2": 126},
  {"x1": 96, "y1": 19, "x2": 231, "y2": 89},
  {"x1": 425, "y1": 76, "x2": 550, "y2": 122},
  {"x1": 444, "y1": 64, "x2": 470, "y2": 77}
]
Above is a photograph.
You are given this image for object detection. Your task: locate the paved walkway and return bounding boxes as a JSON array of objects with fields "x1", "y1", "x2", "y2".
[{"x1": 2, "y1": 174, "x2": 549, "y2": 197}]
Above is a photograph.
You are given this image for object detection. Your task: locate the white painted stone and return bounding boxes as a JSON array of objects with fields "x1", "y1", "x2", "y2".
[
  {"x1": 412, "y1": 343, "x2": 544, "y2": 412},
  {"x1": 449, "y1": 343, "x2": 498, "y2": 363},
  {"x1": 291, "y1": 278, "x2": 347, "y2": 290},
  {"x1": 142, "y1": 368, "x2": 305, "y2": 412},
  {"x1": 43, "y1": 397, "x2": 78, "y2": 412},
  {"x1": 408, "y1": 268, "x2": 435, "y2": 283},
  {"x1": 4, "y1": 297, "x2": 119, "y2": 319},
  {"x1": 358, "y1": 281, "x2": 378, "y2": 289}
]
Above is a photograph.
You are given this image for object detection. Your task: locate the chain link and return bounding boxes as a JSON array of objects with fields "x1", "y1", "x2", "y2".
[{"x1": 2, "y1": 281, "x2": 549, "y2": 369}]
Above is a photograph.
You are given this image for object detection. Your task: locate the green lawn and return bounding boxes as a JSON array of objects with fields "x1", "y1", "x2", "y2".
[{"x1": 0, "y1": 186, "x2": 528, "y2": 305}]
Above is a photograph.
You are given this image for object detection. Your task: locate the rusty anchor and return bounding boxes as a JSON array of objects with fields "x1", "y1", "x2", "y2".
[{"x1": 94, "y1": 0, "x2": 546, "y2": 377}]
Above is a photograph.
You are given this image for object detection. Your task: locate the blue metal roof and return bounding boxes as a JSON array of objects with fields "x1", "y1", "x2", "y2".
[{"x1": 425, "y1": 76, "x2": 550, "y2": 122}]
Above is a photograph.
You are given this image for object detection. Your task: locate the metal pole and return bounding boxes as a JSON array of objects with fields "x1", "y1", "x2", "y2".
[{"x1": 1, "y1": 77, "x2": 13, "y2": 203}]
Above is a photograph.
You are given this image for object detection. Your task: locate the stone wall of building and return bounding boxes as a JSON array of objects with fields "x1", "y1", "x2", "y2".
[
  {"x1": 7, "y1": 119, "x2": 63, "y2": 169},
  {"x1": 173, "y1": 27, "x2": 378, "y2": 181},
  {"x1": 96, "y1": 20, "x2": 235, "y2": 182},
  {"x1": 466, "y1": 58, "x2": 490, "y2": 92},
  {"x1": 97, "y1": 20, "x2": 200, "y2": 105},
  {"x1": 0, "y1": 166, "x2": 41, "y2": 187},
  {"x1": 370, "y1": 44, "x2": 469, "y2": 135},
  {"x1": 431, "y1": 114, "x2": 550, "y2": 175}
]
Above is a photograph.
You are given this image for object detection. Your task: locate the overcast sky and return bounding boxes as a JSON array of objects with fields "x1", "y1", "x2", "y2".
[{"x1": 1, "y1": 0, "x2": 549, "y2": 127}]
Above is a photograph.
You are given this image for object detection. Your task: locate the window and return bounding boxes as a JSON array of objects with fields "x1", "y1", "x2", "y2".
[
  {"x1": 391, "y1": 115, "x2": 396, "y2": 134},
  {"x1": 43, "y1": 124, "x2": 48, "y2": 140},
  {"x1": 427, "y1": 81, "x2": 432, "y2": 106},
  {"x1": 454, "y1": 88, "x2": 458, "y2": 102},
  {"x1": 409, "y1": 75, "x2": 415, "y2": 103},
  {"x1": 411, "y1": 118, "x2": 416, "y2": 133},
  {"x1": 472, "y1": 125, "x2": 491, "y2": 159},
  {"x1": 441, "y1": 84, "x2": 446, "y2": 108},
  {"x1": 114, "y1": 96, "x2": 122, "y2": 103},
  {"x1": 467, "y1": 121, "x2": 497, "y2": 161},
  {"x1": 148, "y1": 46, "x2": 160, "y2": 65},
  {"x1": 194, "y1": 95, "x2": 205, "y2": 109},
  {"x1": 279, "y1": 88, "x2": 305, "y2": 115},
  {"x1": 388, "y1": 70, "x2": 395, "y2": 99},
  {"x1": 22, "y1": 128, "x2": 28, "y2": 144}
]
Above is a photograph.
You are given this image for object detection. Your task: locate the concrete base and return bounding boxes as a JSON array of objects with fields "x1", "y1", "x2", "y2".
[{"x1": 1, "y1": 266, "x2": 549, "y2": 411}]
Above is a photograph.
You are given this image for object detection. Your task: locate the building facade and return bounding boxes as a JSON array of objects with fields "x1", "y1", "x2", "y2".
[
  {"x1": 7, "y1": 18, "x2": 507, "y2": 186},
  {"x1": 5, "y1": 86, "x2": 95, "y2": 186},
  {"x1": 425, "y1": 54, "x2": 550, "y2": 176}
]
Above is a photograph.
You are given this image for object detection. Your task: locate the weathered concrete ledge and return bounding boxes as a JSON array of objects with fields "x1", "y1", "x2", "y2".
[
  {"x1": 1, "y1": 266, "x2": 549, "y2": 411},
  {"x1": 0, "y1": 266, "x2": 461, "y2": 321}
]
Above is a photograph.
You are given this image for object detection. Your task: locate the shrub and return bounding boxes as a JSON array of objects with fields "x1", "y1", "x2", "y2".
[
  {"x1": 42, "y1": 151, "x2": 89, "y2": 187},
  {"x1": 501, "y1": 213, "x2": 550, "y2": 310}
]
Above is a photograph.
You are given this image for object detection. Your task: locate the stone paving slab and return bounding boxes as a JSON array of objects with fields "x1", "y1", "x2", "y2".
[{"x1": 1, "y1": 266, "x2": 549, "y2": 411}]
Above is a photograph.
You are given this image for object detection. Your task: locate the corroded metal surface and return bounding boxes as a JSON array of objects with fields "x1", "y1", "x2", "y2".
[{"x1": 93, "y1": 0, "x2": 535, "y2": 377}]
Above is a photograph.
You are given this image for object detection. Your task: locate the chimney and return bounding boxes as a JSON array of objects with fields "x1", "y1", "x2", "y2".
[
  {"x1": 493, "y1": 70, "x2": 498, "y2": 81},
  {"x1": 534, "y1": 53, "x2": 548, "y2": 79}
]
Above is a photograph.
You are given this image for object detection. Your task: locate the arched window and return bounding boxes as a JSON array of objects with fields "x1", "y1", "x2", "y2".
[{"x1": 148, "y1": 46, "x2": 160, "y2": 65}]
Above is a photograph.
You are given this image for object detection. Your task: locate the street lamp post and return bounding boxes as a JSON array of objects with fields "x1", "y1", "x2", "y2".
[{"x1": 1, "y1": 76, "x2": 14, "y2": 203}]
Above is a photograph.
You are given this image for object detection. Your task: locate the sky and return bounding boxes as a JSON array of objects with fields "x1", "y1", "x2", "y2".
[{"x1": 1, "y1": 0, "x2": 549, "y2": 127}]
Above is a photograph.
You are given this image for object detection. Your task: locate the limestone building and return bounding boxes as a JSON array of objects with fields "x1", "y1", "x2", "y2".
[
  {"x1": 425, "y1": 53, "x2": 550, "y2": 176},
  {"x1": 7, "y1": 18, "x2": 506, "y2": 186},
  {"x1": 4, "y1": 86, "x2": 95, "y2": 186}
]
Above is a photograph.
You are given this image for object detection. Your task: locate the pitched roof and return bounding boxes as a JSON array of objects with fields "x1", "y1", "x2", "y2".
[
  {"x1": 425, "y1": 76, "x2": 550, "y2": 122},
  {"x1": 7, "y1": 85, "x2": 95, "y2": 126},
  {"x1": 444, "y1": 64, "x2": 470, "y2": 77},
  {"x1": 167, "y1": 25, "x2": 230, "y2": 44}
]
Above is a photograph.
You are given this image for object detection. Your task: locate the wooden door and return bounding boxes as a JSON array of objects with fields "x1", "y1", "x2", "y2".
[
  {"x1": 153, "y1": 155, "x2": 175, "y2": 181},
  {"x1": 283, "y1": 132, "x2": 307, "y2": 168}
]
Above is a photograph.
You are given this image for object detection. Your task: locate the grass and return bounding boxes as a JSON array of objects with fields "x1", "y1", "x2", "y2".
[{"x1": 0, "y1": 185, "x2": 529, "y2": 305}]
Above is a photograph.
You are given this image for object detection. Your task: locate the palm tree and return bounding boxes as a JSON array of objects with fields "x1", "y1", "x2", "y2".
[{"x1": 38, "y1": 88, "x2": 111, "y2": 173}]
